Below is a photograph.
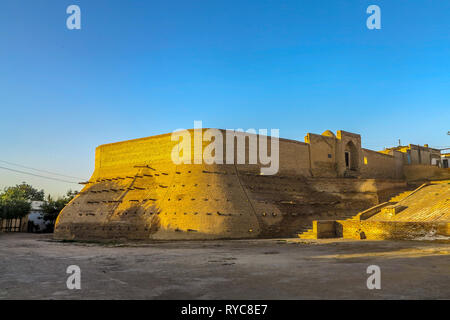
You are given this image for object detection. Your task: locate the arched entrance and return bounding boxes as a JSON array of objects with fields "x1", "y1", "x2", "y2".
[{"x1": 344, "y1": 141, "x2": 358, "y2": 171}]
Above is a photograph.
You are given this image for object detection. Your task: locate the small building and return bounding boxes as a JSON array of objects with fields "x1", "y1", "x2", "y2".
[
  {"x1": 381, "y1": 144, "x2": 442, "y2": 166},
  {"x1": 442, "y1": 153, "x2": 450, "y2": 168}
]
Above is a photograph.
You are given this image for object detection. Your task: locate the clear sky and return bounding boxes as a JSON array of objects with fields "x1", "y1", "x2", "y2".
[{"x1": 0, "y1": 0, "x2": 449, "y2": 196}]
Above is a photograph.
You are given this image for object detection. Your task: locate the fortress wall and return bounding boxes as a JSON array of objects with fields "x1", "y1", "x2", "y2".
[
  {"x1": 277, "y1": 139, "x2": 311, "y2": 176},
  {"x1": 95, "y1": 132, "x2": 175, "y2": 172},
  {"x1": 371, "y1": 179, "x2": 408, "y2": 202},
  {"x1": 55, "y1": 130, "x2": 314, "y2": 240},
  {"x1": 55, "y1": 162, "x2": 263, "y2": 240},
  {"x1": 146, "y1": 163, "x2": 262, "y2": 239},
  {"x1": 54, "y1": 129, "x2": 411, "y2": 241},
  {"x1": 304, "y1": 133, "x2": 337, "y2": 177},
  {"x1": 218, "y1": 130, "x2": 312, "y2": 176},
  {"x1": 361, "y1": 149, "x2": 402, "y2": 179}
]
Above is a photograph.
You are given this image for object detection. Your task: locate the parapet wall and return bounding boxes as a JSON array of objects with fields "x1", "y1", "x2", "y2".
[
  {"x1": 93, "y1": 128, "x2": 440, "y2": 181},
  {"x1": 94, "y1": 129, "x2": 310, "y2": 177}
]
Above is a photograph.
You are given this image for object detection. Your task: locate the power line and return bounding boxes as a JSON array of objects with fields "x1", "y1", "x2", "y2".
[
  {"x1": 0, "y1": 159, "x2": 86, "y2": 180},
  {"x1": 0, "y1": 166, "x2": 81, "y2": 184}
]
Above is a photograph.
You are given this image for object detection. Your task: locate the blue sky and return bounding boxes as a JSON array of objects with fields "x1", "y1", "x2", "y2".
[{"x1": 0, "y1": 0, "x2": 449, "y2": 196}]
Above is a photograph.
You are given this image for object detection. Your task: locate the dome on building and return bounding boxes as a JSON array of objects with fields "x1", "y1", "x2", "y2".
[{"x1": 322, "y1": 130, "x2": 335, "y2": 138}]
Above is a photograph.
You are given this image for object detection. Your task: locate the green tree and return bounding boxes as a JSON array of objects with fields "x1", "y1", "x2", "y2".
[
  {"x1": 0, "y1": 184, "x2": 33, "y2": 231},
  {"x1": 41, "y1": 190, "x2": 78, "y2": 232},
  {"x1": 2, "y1": 182, "x2": 44, "y2": 201},
  {"x1": 0, "y1": 197, "x2": 31, "y2": 220}
]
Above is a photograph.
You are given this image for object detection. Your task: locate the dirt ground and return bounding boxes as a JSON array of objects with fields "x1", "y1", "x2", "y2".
[{"x1": 0, "y1": 233, "x2": 449, "y2": 299}]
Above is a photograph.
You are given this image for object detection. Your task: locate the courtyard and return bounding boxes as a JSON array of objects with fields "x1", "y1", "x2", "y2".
[{"x1": 0, "y1": 233, "x2": 449, "y2": 299}]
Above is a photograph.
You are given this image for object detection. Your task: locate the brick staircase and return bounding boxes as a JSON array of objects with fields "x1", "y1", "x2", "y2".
[
  {"x1": 370, "y1": 181, "x2": 450, "y2": 222},
  {"x1": 297, "y1": 227, "x2": 315, "y2": 239},
  {"x1": 388, "y1": 190, "x2": 413, "y2": 202},
  {"x1": 296, "y1": 187, "x2": 419, "y2": 239},
  {"x1": 296, "y1": 211, "x2": 364, "y2": 239}
]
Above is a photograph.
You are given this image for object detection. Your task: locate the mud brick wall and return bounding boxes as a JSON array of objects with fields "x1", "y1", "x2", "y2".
[{"x1": 54, "y1": 129, "x2": 410, "y2": 240}]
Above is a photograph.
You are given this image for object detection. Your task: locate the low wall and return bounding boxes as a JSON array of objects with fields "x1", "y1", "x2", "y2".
[
  {"x1": 336, "y1": 220, "x2": 450, "y2": 240},
  {"x1": 353, "y1": 202, "x2": 391, "y2": 221},
  {"x1": 313, "y1": 220, "x2": 336, "y2": 238},
  {"x1": 404, "y1": 165, "x2": 450, "y2": 182}
]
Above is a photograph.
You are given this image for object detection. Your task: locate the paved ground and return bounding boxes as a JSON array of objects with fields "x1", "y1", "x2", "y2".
[{"x1": 0, "y1": 233, "x2": 449, "y2": 299}]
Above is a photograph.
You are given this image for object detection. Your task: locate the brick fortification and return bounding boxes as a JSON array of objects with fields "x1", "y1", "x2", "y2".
[{"x1": 54, "y1": 129, "x2": 449, "y2": 240}]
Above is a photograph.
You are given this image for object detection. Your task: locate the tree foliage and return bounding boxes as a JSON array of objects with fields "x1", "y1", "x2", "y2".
[
  {"x1": 2, "y1": 182, "x2": 44, "y2": 201},
  {"x1": 41, "y1": 190, "x2": 78, "y2": 231},
  {"x1": 0, "y1": 183, "x2": 39, "y2": 220},
  {"x1": 0, "y1": 183, "x2": 77, "y2": 232},
  {"x1": 0, "y1": 197, "x2": 31, "y2": 220}
]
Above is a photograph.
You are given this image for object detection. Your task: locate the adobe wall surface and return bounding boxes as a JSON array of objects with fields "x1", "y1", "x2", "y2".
[
  {"x1": 94, "y1": 129, "x2": 310, "y2": 177},
  {"x1": 54, "y1": 168, "x2": 406, "y2": 240},
  {"x1": 360, "y1": 149, "x2": 403, "y2": 179},
  {"x1": 403, "y1": 165, "x2": 450, "y2": 182},
  {"x1": 305, "y1": 133, "x2": 337, "y2": 177}
]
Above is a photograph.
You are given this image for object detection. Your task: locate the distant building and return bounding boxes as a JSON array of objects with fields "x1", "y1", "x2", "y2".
[
  {"x1": 1, "y1": 200, "x2": 49, "y2": 233},
  {"x1": 442, "y1": 154, "x2": 450, "y2": 168},
  {"x1": 27, "y1": 201, "x2": 51, "y2": 232},
  {"x1": 381, "y1": 144, "x2": 442, "y2": 167}
]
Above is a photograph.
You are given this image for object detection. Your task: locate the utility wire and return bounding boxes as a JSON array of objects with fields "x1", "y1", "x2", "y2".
[
  {"x1": 0, "y1": 159, "x2": 86, "y2": 180},
  {"x1": 0, "y1": 166, "x2": 81, "y2": 184}
]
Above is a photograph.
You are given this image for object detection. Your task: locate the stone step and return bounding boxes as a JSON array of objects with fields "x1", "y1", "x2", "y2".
[
  {"x1": 389, "y1": 191, "x2": 413, "y2": 202},
  {"x1": 296, "y1": 227, "x2": 315, "y2": 239},
  {"x1": 298, "y1": 233, "x2": 317, "y2": 239}
]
